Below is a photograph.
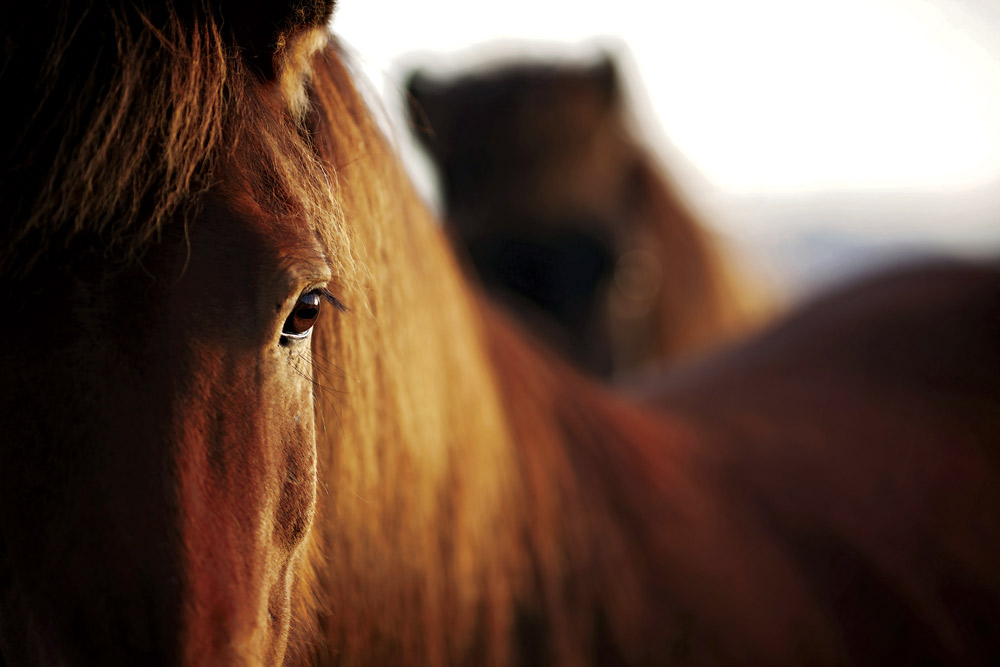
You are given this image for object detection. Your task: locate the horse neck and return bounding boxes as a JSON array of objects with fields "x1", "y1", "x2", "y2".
[
  {"x1": 288, "y1": 48, "x2": 707, "y2": 664},
  {"x1": 621, "y1": 154, "x2": 773, "y2": 363}
]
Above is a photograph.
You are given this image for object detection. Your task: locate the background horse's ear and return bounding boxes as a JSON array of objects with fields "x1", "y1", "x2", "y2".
[
  {"x1": 406, "y1": 70, "x2": 448, "y2": 155},
  {"x1": 219, "y1": 0, "x2": 336, "y2": 79},
  {"x1": 589, "y1": 53, "x2": 620, "y2": 110}
]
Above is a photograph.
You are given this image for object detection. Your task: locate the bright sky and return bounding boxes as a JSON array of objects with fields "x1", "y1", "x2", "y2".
[{"x1": 332, "y1": 0, "x2": 1000, "y2": 287}]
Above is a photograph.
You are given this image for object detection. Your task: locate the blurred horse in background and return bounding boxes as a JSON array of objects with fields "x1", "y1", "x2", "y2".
[
  {"x1": 1, "y1": 2, "x2": 999, "y2": 666},
  {"x1": 407, "y1": 54, "x2": 766, "y2": 376}
]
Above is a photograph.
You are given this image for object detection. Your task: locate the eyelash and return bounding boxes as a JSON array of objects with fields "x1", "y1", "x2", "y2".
[{"x1": 314, "y1": 287, "x2": 348, "y2": 313}]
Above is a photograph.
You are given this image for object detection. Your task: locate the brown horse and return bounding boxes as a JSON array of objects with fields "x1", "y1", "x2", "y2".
[
  {"x1": 1, "y1": 2, "x2": 999, "y2": 665},
  {"x1": 407, "y1": 54, "x2": 765, "y2": 376}
]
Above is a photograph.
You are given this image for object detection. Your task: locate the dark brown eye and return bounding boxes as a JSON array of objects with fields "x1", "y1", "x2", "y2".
[{"x1": 282, "y1": 292, "x2": 322, "y2": 340}]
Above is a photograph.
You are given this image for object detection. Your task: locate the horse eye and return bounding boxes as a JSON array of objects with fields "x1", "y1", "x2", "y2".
[{"x1": 282, "y1": 292, "x2": 323, "y2": 340}]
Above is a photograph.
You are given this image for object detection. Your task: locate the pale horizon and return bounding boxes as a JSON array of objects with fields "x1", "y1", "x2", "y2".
[{"x1": 332, "y1": 0, "x2": 1000, "y2": 292}]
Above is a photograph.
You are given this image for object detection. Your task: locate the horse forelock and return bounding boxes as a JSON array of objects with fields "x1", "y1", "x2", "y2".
[{"x1": 0, "y1": 2, "x2": 349, "y2": 284}]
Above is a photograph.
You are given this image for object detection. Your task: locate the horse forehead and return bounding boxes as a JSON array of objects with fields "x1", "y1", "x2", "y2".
[{"x1": 199, "y1": 189, "x2": 331, "y2": 277}]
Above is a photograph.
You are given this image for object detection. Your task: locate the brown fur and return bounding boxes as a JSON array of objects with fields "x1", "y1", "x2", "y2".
[{"x1": 1, "y1": 3, "x2": 999, "y2": 666}]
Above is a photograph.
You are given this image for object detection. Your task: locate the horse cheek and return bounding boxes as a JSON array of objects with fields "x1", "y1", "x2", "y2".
[
  {"x1": 271, "y1": 386, "x2": 318, "y2": 554},
  {"x1": 164, "y1": 340, "x2": 308, "y2": 663},
  {"x1": 243, "y1": 355, "x2": 320, "y2": 661}
]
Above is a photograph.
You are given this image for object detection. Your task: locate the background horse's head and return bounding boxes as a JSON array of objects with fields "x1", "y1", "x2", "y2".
[
  {"x1": 407, "y1": 54, "x2": 767, "y2": 376},
  {"x1": 0, "y1": 2, "x2": 340, "y2": 663}
]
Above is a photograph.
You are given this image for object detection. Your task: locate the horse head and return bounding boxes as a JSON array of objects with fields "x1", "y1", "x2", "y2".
[{"x1": 0, "y1": 2, "x2": 338, "y2": 663}]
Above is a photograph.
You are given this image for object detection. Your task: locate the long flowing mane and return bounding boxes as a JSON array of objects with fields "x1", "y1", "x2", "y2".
[{"x1": 287, "y1": 45, "x2": 526, "y2": 664}]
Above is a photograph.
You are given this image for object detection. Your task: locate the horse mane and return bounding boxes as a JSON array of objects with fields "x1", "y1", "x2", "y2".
[
  {"x1": 622, "y1": 152, "x2": 763, "y2": 362},
  {"x1": 0, "y1": 2, "x2": 349, "y2": 281},
  {"x1": 285, "y1": 44, "x2": 743, "y2": 665},
  {"x1": 288, "y1": 46, "x2": 523, "y2": 663}
]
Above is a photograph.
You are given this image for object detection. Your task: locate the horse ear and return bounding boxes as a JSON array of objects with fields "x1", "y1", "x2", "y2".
[
  {"x1": 406, "y1": 70, "x2": 448, "y2": 153},
  {"x1": 219, "y1": 0, "x2": 336, "y2": 79},
  {"x1": 589, "y1": 53, "x2": 620, "y2": 109}
]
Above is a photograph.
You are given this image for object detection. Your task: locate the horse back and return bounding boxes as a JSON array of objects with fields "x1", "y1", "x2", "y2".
[{"x1": 641, "y1": 259, "x2": 1000, "y2": 664}]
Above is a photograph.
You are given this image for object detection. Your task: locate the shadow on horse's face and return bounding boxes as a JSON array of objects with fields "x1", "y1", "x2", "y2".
[{"x1": 0, "y1": 187, "x2": 330, "y2": 664}]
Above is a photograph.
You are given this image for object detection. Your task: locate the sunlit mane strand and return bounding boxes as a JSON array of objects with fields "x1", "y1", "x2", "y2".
[{"x1": 0, "y1": 2, "x2": 348, "y2": 282}]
